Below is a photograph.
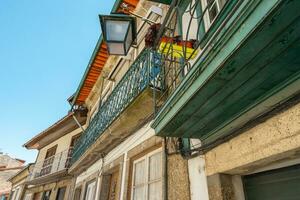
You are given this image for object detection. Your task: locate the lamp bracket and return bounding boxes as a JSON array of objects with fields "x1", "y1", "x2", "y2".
[{"x1": 119, "y1": 3, "x2": 162, "y2": 24}]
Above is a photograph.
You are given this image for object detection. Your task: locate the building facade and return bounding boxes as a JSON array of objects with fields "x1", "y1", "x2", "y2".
[
  {"x1": 21, "y1": 110, "x2": 86, "y2": 200},
  {"x1": 68, "y1": 0, "x2": 195, "y2": 199},
  {"x1": 8, "y1": 164, "x2": 33, "y2": 200},
  {"x1": 0, "y1": 154, "x2": 25, "y2": 200},
  {"x1": 150, "y1": 0, "x2": 300, "y2": 199},
  {"x1": 19, "y1": 0, "x2": 300, "y2": 199}
]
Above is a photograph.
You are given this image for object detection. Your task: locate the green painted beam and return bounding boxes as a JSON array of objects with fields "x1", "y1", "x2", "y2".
[
  {"x1": 152, "y1": 0, "x2": 280, "y2": 133},
  {"x1": 152, "y1": 0, "x2": 300, "y2": 143},
  {"x1": 175, "y1": 11, "x2": 300, "y2": 138},
  {"x1": 147, "y1": 0, "x2": 172, "y2": 5}
]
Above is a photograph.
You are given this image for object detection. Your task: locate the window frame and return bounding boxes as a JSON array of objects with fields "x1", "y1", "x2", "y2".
[
  {"x1": 73, "y1": 186, "x2": 82, "y2": 200},
  {"x1": 41, "y1": 190, "x2": 51, "y2": 200},
  {"x1": 201, "y1": 0, "x2": 227, "y2": 31},
  {"x1": 40, "y1": 145, "x2": 57, "y2": 176},
  {"x1": 55, "y1": 187, "x2": 66, "y2": 200},
  {"x1": 84, "y1": 179, "x2": 97, "y2": 200},
  {"x1": 130, "y1": 148, "x2": 163, "y2": 200}
]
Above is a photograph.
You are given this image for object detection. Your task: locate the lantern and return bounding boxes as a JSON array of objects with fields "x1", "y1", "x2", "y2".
[{"x1": 99, "y1": 14, "x2": 137, "y2": 55}]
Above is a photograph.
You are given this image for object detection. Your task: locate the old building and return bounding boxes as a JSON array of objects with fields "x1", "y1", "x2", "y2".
[
  {"x1": 67, "y1": 0, "x2": 196, "y2": 199},
  {"x1": 0, "y1": 154, "x2": 25, "y2": 200},
  {"x1": 22, "y1": 110, "x2": 86, "y2": 200},
  {"x1": 8, "y1": 164, "x2": 34, "y2": 200},
  {"x1": 19, "y1": 0, "x2": 300, "y2": 199},
  {"x1": 150, "y1": 0, "x2": 300, "y2": 199}
]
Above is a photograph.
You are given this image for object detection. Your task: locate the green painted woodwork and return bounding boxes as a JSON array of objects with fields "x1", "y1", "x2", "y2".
[
  {"x1": 243, "y1": 165, "x2": 300, "y2": 200},
  {"x1": 72, "y1": 49, "x2": 162, "y2": 163},
  {"x1": 152, "y1": 0, "x2": 300, "y2": 144},
  {"x1": 199, "y1": 0, "x2": 239, "y2": 48},
  {"x1": 147, "y1": 0, "x2": 172, "y2": 5}
]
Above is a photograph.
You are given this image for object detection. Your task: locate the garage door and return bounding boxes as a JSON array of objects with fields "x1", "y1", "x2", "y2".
[{"x1": 243, "y1": 164, "x2": 300, "y2": 200}]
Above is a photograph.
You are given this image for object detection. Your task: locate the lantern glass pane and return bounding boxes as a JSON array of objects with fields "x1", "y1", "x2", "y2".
[
  {"x1": 106, "y1": 20, "x2": 130, "y2": 41},
  {"x1": 107, "y1": 43, "x2": 125, "y2": 55},
  {"x1": 125, "y1": 25, "x2": 133, "y2": 53}
]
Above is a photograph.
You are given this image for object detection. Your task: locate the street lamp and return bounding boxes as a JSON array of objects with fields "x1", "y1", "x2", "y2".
[{"x1": 99, "y1": 14, "x2": 137, "y2": 56}]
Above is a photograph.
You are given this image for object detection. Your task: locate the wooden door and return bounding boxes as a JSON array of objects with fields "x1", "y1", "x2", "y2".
[
  {"x1": 107, "y1": 170, "x2": 119, "y2": 200},
  {"x1": 33, "y1": 192, "x2": 41, "y2": 200}
]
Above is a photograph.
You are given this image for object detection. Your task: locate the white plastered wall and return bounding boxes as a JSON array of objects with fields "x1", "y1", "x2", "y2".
[
  {"x1": 35, "y1": 127, "x2": 83, "y2": 164},
  {"x1": 75, "y1": 121, "x2": 155, "y2": 185}
]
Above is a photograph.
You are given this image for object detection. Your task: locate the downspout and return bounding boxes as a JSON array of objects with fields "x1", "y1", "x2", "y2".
[
  {"x1": 72, "y1": 114, "x2": 85, "y2": 132},
  {"x1": 119, "y1": 152, "x2": 128, "y2": 200},
  {"x1": 163, "y1": 137, "x2": 168, "y2": 200}
]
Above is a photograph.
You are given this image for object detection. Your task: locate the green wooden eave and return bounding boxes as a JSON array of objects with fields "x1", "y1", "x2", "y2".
[
  {"x1": 112, "y1": 0, "x2": 123, "y2": 13},
  {"x1": 152, "y1": 0, "x2": 300, "y2": 145},
  {"x1": 146, "y1": 0, "x2": 172, "y2": 5},
  {"x1": 72, "y1": 0, "x2": 125, "y2": 106}
]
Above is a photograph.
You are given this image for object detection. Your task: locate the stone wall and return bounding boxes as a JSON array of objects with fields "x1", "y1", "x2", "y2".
[
  {"x1": 168, "y1": 154, "x2": 191, "y2": 200},
  {"x1": 0, "y1": 169, "x2": 21, "y2": 194},
  {"x1": 205, "y1": 102, "x2": 300, "y2": 176}
]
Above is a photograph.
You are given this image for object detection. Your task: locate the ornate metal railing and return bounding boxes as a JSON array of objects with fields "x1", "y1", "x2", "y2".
[
  {"x1": 72, "y1": 49, "x2": 163, "y2": 163},
  {"x1": 27, "y1": 148, "x2": 72, "y2": 181},
  {"x1": 153, "y1": 0, "x2": 242, "y2": 113}
]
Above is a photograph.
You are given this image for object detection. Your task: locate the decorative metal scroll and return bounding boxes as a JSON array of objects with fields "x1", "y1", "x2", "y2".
[
  {"x1": 153, "y1": 0, "x2": 242, "y2": 113},
  {"x1": 72, "y1": 49, "x2": 163, "y2": 163}
]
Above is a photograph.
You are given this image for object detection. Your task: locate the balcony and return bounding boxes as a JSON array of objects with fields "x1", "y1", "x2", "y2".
[
  {"x1": 27, "y1": 149, "x2": 72, "y2": 185},
  {"x1": 70, "y1": 49, "x2": 162, "y2": 173},
  {"x1": 152, "y1": 0, "x2": 300, "y2": 144}
]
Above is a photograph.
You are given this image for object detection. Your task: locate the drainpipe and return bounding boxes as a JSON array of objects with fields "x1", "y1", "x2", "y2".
[
  {"x1": 119, "y1": 152, "x2": 128, "y2": 200},
  {"x1": 163, "y1": 137, "x2": 168, "y2": 200},
  {"x1": 72, "y1": 114, "x2": 85, "y2": 132}
]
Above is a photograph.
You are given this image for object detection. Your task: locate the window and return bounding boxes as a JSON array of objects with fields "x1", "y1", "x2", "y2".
[
  {"x1": 131, "y1": 149, "x2": 162, "y2": 200},
  {"x1": 66, "y1": 134, "x2": 81, "y2": 167},
  {"x1": 33, "y1": 193, "x2": 41, "y2": 200},
  {"x1": 107, "y1": 170, "x2": 119, "y2": 200},
  {"x1": 9, "y1": 191, "x2": 14, "y2": 200},
  {"x1": 74, "y1": 188, "x2": 81, "y2": 200},
  {"x1": 85, "y1": 181, "x2": 96, "y2": 200},
  {"x1": 42, "y1": 190, "x2": 51, "y2": 200},
  {"x1": 202, "y1": 0, "x2": 227, "y2": 29},
  {"x1": 56, "y1": 187, "x2": 66, "y2": 200},
  {"x1": 40, "y1": 145, "x2": 57, "y2": 176},
  {"x1": 10, "y1": 188, "x2": 20, "y2": 200},
  {"x1": 23, "y1": 194, "x2": 33, "y2": 200}
]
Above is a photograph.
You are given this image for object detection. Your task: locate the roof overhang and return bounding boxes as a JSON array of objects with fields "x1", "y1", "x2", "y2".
[
  {"x1": 72, "y1": 0, "x2": 140, "y2": 106},
  {"x1": 7, "y1": 163, "x2": 33, "y2": 183},
  {"x1": 24, "y1": 110, "x2": 87, "y2": 150}
]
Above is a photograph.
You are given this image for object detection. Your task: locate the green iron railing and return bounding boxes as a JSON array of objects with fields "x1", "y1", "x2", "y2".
[{"x1": 72, "y1": 49, "x2": 162, "y2": 163}]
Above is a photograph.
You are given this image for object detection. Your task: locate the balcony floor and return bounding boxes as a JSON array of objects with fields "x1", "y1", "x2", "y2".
[
  {"x1": 152, "y1": 0, "x2": 300, "y2": 145},
  {"x1": 26, "y1": 169, "x2": 70, "y2": 185},
  {"x1": 69, "y1": 88, "x2": 155, "y2": 174}
]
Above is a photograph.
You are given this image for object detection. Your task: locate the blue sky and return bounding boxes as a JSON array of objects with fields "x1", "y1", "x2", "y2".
[{"x1": 0, "y1": 0, "x2": 115, "y2": 163}]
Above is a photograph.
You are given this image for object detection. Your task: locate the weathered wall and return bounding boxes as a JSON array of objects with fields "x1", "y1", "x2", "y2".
[
  {"x1": 0, "y1": 155, "x2": 24, "y2": 196},
  {"x1": 205, "y1": 102, "x2": 300, "y2": 176},
  {"x1": 75, "y1": 122, "x2": 155, "y2": 184},
  {"x1": 0, "y1": 169, "x2": 21, "y2": 195},
  {"x1": 168, "y1": 154, "x2": 190, "y2": 200},
  {"x1": 0, "y1": 155, "x2": 23, "y2": 168},
  {"x1": 36, "y1": 127, "x2": 82, "y2": 164},
  {"x1": 24, "y1": 178, "x2": 72, "y2": 200},
  {"x1": 188, "y1": 156, "x2": 209, "y2": 200},
  {"x1": 206, "y1": 174, "x2": 235, "y2": 200}
]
